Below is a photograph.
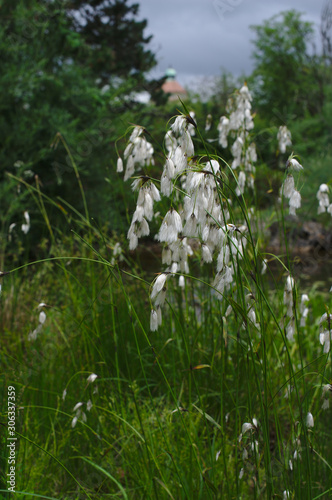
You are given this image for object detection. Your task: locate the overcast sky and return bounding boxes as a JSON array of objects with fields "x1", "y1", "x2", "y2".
[{"x1": 137, "y1": 0, "x2": 326, "y2": 88}]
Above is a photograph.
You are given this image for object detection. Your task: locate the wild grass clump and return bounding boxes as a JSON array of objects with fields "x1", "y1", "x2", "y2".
[{"x1": 1, "y1": 84, "x2": 332, "y2": 499}]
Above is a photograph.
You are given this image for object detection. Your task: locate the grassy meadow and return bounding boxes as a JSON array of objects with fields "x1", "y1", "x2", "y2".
[{"x1": 1, "y1": 84, "x2": 332, "y2": 500}]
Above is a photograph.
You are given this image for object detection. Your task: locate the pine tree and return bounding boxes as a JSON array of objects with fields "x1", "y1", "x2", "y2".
[
  {"x1": 66, "y1": 0, "x2": 157, "y2": 83},
  {"x1": 0, "y1": 0, "x2": 158, "y2": 241}
]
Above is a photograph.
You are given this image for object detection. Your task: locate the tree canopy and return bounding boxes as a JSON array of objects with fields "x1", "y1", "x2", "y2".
[
  {"x1": 0, "y1": 0, "x2": 160, "y2": 243},
  {"x1": 66, "y1": 0, "x2": 157, "y2": 83},
  {"x1": 250, "y1": 10, "x2": 325, "y2": 121}
]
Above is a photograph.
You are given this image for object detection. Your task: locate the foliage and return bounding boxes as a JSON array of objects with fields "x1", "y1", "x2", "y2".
[
  {"x1": 2, "y1": 8, "x2": 332, "y2": 498},
  {"x1": 66, "y1": 0, "x2": 157, "y2": 83},
  {"x1": 249, "y1": 10, "x2": 326, "y2": 121},
  {"x1": 2, "y1": 78, "x2": 332, "y2": 499},
  {"x1": 0, "y1": 0, "x2": 163, "y2": 256}
]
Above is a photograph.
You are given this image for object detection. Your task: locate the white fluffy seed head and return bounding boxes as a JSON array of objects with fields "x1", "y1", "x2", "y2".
[
  {"x1": 202, "y1": 244, "x2": 213, "y2": 263},
  {"x1": 39, "y1": 311, "x2": 46, "y2": 324},
  {"x1": 179, "y1": 275, "x2": 185, "y2": 287},
  {"x1": 306, "y1": 412, "x2": 314, "y2": 428},
  {"x1": 158, "y1": 209, "x2": 183, "y2": 243},
  {"x1": 124, "y1": 155, "x2": 135, "y2": 181},
  {"x1": 161, "y1": 173, "x2": 172, "y2": 196},
  {"x1": 150, "y1": 310, "x2": 159, "y2": 331},
  {"x1": 242, "y1": 422, "x2": 254, "y2": 434},
  {"x1": 287, "y1": 157, "x2": 303, "y2": 171},
  {"x1": 87, "y1": 373, "x2": 98, "y2": 384},
  {"x1": 282, "y1": 175, "x2": 295, "y2": 198},
  {"x1": 151, "y1": 273, "x2": 168, "y2": 300},
  {"x1": 116, "y1": 157, "x2": 124, "y2": 172},
  {"x1": 289, "y1": 190, "x2": 301, "y2": 209},
  {"x1": 289, "y1": 189, "x2": 301, "y2": 215},
  {"x1": 319, "y1": 183, "x2": 329, "y2": 193},
  {"x1": 136, "y1": 218, "x2": 149, "y2": 237},
  {"x1": 149, "y1": 183, "x2": 161, "y2": 202}
]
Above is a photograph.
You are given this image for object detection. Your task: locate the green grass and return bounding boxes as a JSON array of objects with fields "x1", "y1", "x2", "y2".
[{"x1": 1, "y1": 104, "x2": 332, "y2": 500}]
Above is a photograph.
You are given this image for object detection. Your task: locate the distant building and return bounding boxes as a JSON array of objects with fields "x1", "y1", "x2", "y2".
[{"x1": 161, "y1": 67, "x2": 187, "y2": 101}]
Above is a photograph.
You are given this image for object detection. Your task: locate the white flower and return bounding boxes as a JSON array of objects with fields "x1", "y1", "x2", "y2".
[
  {"x1": 284, "y1": 275, "x2": 295, "y2": 317},
  {"x1": 319, "y1": 330, "x2": 331, "y2": 353},
  {"x1": 183, "y1": 212, "x2": 199, "y2": 237},
  {"x1": 300, "y1": 307, "x2": 309, "y2": 327},
  {"x1": 281, "y1": 175, "x2": 295, "y2": 199},
  {"x1": 124, "y1": 155, "x2": 135, "y2": 181},
  {"x1": 289, "y1": 189, "x2": 301, "y2": 215},
  {"x1": 300, "y1": 294, "x2": 309, "y2": 307},
  {"x1": 319, "y1": 312, "x2": 329, "y2": 325},
  {"x1": 202, "y1": 244, "x2": 213, "y2": 263},
  {"x1": 178, "y1": 275, "x2": 185, "y2": 288},
  {"x1": 87, "y1": 373, "x2": 98, "y2": 384},
  {"x1": 242, "y1": 422, "x2": 255, "y2": 434},
  {"x1": 171, "y1": 115, "x2": 187, "y2": 136},
  {"x1": 153, "y1": 288, "x2": 167, "y2": 307},
  {"x1": 306, "y1": 412, "x2": 314, "y2": 428},
  {"x1": 231, "y1": 136, "x2": 243, "y2": 169},
  {"x1": 158, "y1": 209, "x2": 183, "y2": 244},
  {"x1": 62, "y1": 389, "x2": 67, "y2": 401},
  {"x1": 151, "y1": 273, "x2": 168, "y2": 300},
  {"x1": 286, "y1": 318, "x2": 295, "y2": 342},
  {"x1": 149, "y1": 182, "x2": 161, "y2": 202},
  {"x1": 261, "y1": 259, "x2": 267, "y2": 275},
  {"x1": 21, "y1": 211, "x2": 30, "y2": 234},
  {"x1": 217, "y1": 116, "x2": 229, "y2": 148},
  {"x1": 213, "y1": 265, "x2": 233, "y2": 297},
  {"x1": 39, "y1": 311, "x2": 46, "y2": 324},
  {"x1": 322, "y1": 383, "x2": 332, "y2": 396},
  {"x1": 287, "y1": 157, "x2": 303, "y2": 171},
  {"x1": 277, "y1": 125, "x2": 292, "y2": 153},
  {"x1": 318, "y1": 183, "x2": 329, "y2": 193},
  {"x1": 317, "y1": 183, "x2": 330, "y2": 214},
  {"x1": 239, "y1": 83, "x2": 252, "y2": 101},
  {"x1": 187, "y1": 111, "x2": 196, "y2": 136},
  {"x1": 171, "y1": 145, "x2": 187, "y2": 175},
  {"x1": 127, "y1": 226, "x2": 138, "y2": 250},
  {"x1": 205, "y1": 114, "x2": 212, "y2": 132},
  {"x1": 322, "y1": 398, "x2": 329, "y2": 410},
  {"x1": 73, "y1": 402, "x2": 84, "y2": 412},
  {"x1": 236, "y1": 171, "x2": 246, "y2": 195},
  {"x1": 299, "y1": 294, "x2": 309, "y2": 326},
  {"x1": 160, "y1": 172, "x2": 172, "y2": 197},
  {"x1": 122, "y1": 127, "x2": 154, "y2": 180},
  {"x1": 319, "y1": 313, "x2": 331, "y2": 352},
  {"x1": 28, "y1": 323, "x2": 42, "y2": 341},
  {"x1": 116, "y1": 157, "x2": 123, "y2": 172},
  {"x1": 156, "y1": 306, "x2": 162, "y2": 326},
  {"x1": 150, "y1": 309, "x2": 158, "y2": 331},
  {"x1": 87, "y1": 400, "x2": 93, "y2": 411},
  {"x1": 172, "y1": 258, "x2": 180, "y2": 273},
  {"x1": 129, "y1": 126, "x2": 143, "y2": 142}
]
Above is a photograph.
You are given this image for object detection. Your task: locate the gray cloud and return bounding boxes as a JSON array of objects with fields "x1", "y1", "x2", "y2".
[{"x1": 138, "y1": 0, "x2": 325, "y2": 85}]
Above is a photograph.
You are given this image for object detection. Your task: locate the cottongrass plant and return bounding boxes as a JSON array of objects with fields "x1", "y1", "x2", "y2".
[
  {"x1": 2, "y1": 86, "x2": 332, "y2": 500},
  {"x1": 111, "y1": 86, "x2": 332, "y2": 498}
]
